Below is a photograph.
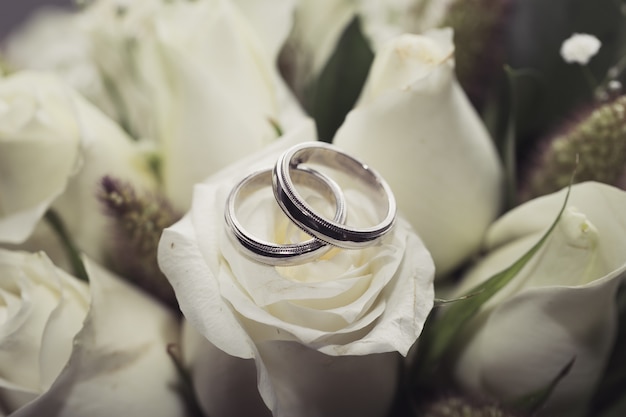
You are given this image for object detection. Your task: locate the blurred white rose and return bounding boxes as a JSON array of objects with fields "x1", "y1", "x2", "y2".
[
  {"x1": 158, "y1": 121, "x2": 435, "y2": 417},
  {"x1": 0, "y1": 249, "x2": 185, "y2": 417},
  {"x1": 357, "y1": 0, "x2": 456, "y2": 50},
  {"x1": 0, "y1": 71, "x2": 156, "y2": 263},
  {"x1": 1, "y1": 6, "x2": 115, "y2": 118},
  {"x1": 0, "y1": 71, "x2": 81, "y2": 244},
  {"x1": 450, "y1": 182, "x2": 626, "y2": 417},
  {"x1": 334, "y1": 29, "x2": 503, "y2": 276},
  {"x1": 0, "y1": 249, "x2": 88, "y2": 412},
  {"x1": 81, "y1": 0, "x2": 304, "y2": 208}
]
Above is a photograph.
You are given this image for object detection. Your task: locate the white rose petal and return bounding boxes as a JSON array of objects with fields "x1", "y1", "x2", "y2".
[
  {"x1": 50, "y1": 84, "x2": 157, "y2": 263},
  {"x1": 0, "y1": 72, "x2": 83, "y2": 244},
  {"x1": 0, "y1": 249, "x2": 89, "y2": 411},
  {"x1": 158, "y1": 120, "x2": 435, "y2": 417},
  {"x1": 357, "y1": 0, "x2": 456, "y2": 50},
  {"x1": 334, "y1": 30, "x2": 503, "y2": 276},
  {"x1": 560, "y1": 33, "x2": 601, "y2": 65},
  {"x1": 81, "y1": 0, "x2": 305, "y2": 209},
  {"x1": 231, "y1": 0, "x2": 297, "y2": 60},
  {"x1": 451, "y1": 182, "x2": 626, "y2": 417},
  {"x1": 1, "y1": 7, "x2": 113, "y2": 116}
]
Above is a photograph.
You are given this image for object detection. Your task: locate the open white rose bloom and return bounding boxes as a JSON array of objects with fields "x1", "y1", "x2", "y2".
[
  {"x1": 0, "y1": 249, "x2": 185, "y2": 417},
  {"x1": 334, "y1": 29, "x2": 503, "y2": 276},
  {"x1": 451, "y1": 182, "x2": 626, "y2": 417},
  {"x1": 158, "y1": 122, "x2": 436, "y2": 417}
]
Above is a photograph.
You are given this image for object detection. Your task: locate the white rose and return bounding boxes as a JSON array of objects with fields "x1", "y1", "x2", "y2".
[
  {"x1": 0, "y1": 249, "x2": 186, "y2": 417},
  {"x1": 158, "y1": 121, "x2": 435, "y2": 417},
  {"x1": 0, "y1": 249, "x2": 88, "y2": 411},
  {"x1": 1, "y1": 6, "x2": 115, "y2": 119},
  {"x1": 81, "y1": 0, "x2": 304, "y2": 208},
  {"x1": 0, "y1": 71, "x2": 156, "y2": 262},
  {"x1": 333, "y1": 29, "x2": 503, "y2": 276},
  {"x1": 450, "y1": 182, "x2": 626, "y2": 417},
  {"x1": 0, "y1": 71, "x2": 82, "y2": 244}
]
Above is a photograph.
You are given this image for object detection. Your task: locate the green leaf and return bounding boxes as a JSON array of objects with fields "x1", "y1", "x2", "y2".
[
  {"x1": 166, "y1": 344, "x2": 209, "y2": 417},
  {"x1": 433, "y1": 289, "x2": 484, "y2": 306},
  {"x1": 507, "y1": 356, "x2": 576, "y2": 414},
  {"x1": 498, "y1": 67, "x2": 545, "y2": 209},
  {"x1": 482, "y1": 66, "x2": 545, "y2": 209},
  {"x1": 412, "y1": 183, "x2": 574, "y2": 384},
  {"x1": 305, "y1": 17, "x2": 373, "y2": 142}
]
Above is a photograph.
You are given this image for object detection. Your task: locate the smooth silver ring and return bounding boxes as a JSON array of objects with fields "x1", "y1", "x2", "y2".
[
  {"x1": 273, "y1": 142, "x2": 396, "y2": 249},
  {"x1": 224, "y1": 167, "x2": 346, "y2": 265}
]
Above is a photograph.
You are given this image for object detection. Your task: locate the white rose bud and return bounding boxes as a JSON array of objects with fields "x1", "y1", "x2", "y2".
[
  {"x1": 334, "y1": 29, "x2": 503, "y2": 276},
  {"x1": 158, "y1": 121, "x2": 435, "y2": 417},
  {"x1": 451, "y1": 182, "x2": 626, "y2": 417},
  {"x1": 0, "y1": 249, "x2": 186, "y2": 417},
  {"x1": 0, "y1": 71, "x2": 156, "y2": 263}
]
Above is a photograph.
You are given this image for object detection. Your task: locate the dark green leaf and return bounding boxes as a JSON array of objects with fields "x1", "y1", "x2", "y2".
[
  {"x1": 305, "y1": 17, "x2": 373, "y2": 142},
  {"x1": 44, "y1": 210, "x2": 89, "y2": 282},
  {"x1": 433, "y1": 289, "x2": 484, "y2": 306}
]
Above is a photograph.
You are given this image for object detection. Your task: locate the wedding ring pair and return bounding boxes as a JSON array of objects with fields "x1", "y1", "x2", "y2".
[{"x1": 224, "y1": 142, "x2": 397, "y2": 265}]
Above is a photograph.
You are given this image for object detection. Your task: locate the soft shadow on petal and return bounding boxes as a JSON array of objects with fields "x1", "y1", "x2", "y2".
[
  {"x1": 182, "y1": 322, "x2": 271, "y2": 417},
  {"x1": 454, "y1": 268, "x2": 626, "y2": 417},
  {"x1": 256, "y1": 340, "x2": 399, "y2": 417}
]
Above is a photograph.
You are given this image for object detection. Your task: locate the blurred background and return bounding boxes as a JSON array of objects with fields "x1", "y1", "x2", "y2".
[{"x1": 0, "y1": 0, "x2": 72, "y2": 39}]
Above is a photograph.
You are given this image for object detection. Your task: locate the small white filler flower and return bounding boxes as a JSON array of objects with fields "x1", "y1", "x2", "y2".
[{"x1": 560, "y1": 33, "x2": 601, "y2": 65}]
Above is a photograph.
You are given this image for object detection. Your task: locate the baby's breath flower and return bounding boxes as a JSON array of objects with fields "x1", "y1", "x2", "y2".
[{"x1": 560, "y1": 33, "x2": 601, "y2": 65}]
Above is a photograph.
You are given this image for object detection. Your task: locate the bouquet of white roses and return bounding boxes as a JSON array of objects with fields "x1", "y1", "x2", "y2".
[{"x1": 0, "y1": 0, "x2": 625, "y2": 416}]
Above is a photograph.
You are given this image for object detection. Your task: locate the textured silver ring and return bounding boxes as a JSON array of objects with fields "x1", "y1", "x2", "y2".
[
  {"x1": 273, "y1": 141, "x2": 396, "y2": 249},
  {"x1": 224, "y1": 167, "x2": 346, "y2": 265}
]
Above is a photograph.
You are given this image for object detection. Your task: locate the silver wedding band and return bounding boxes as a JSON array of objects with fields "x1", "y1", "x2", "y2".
[
  {"x1": 224, "y1": 167, "x2": 346, "y2": 265},
  {"x1": 224, "y1": 142, "x2": 396, "y2": 265},
  {"x1": 273, "y1": 142, "x2": 396, "y2": 249}
]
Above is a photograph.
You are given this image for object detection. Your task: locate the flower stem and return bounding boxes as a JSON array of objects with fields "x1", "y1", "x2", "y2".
[
  {"x1": 581, "y1": 65, "x2": 598, "y2": 97},
  {"x1": 44, "y1": 210, "x2": 89, "y2": 282}
]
